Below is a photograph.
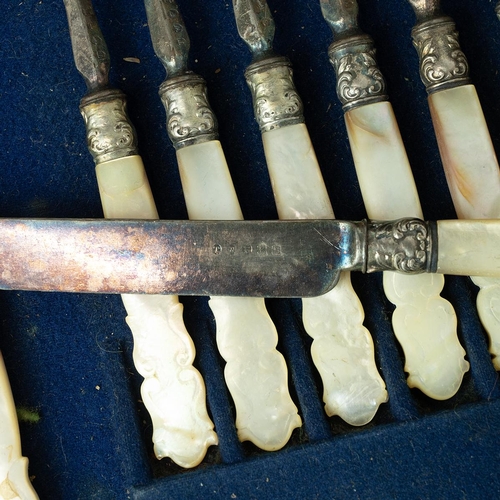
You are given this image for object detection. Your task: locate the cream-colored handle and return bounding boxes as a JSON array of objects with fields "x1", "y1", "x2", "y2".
[
  {"x1": 96, "y1": 155, "x2": 217, "y2": 468},
  {"x1": 262, "y1": 123, "x2": 387, "y2": 425},
  {"x1": 345, "y1": 101, "x2": 467, "y2": 400},
  {"x1": 429, "y1": 85, "x2": 500, "y2": 366},
  {"x1": 176, "y1": 141, "x2": 301, "y2": 451},
  {"x1": 0, "y1": 352, "x2": 39, "y2": 499},
  {"x1": 429, "y1": 85, "x2": 500, "y2": 220},
  {"x1": 96, "y1": 155, "x2": 159, "y2": 219},
  {"x1": 437, "y1": 219, "x2": 500, "y2": 277}
]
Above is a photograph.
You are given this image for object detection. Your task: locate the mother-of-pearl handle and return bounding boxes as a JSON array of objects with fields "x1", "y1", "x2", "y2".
[
  {"x1": 176, "y1": 140, "x2": 301, "y2": 451},
  {"x1": 428, "y1": 86, "x2": 500, "y2": 220},
  {"x1": 407, "y1": 6, "x2": 500, "y2": 370},
  {"x1": 262, "y1": 123, "x2": 388, "y2": 426},
  {"x1": 96, "y1": 155, "x2": 218, "y2": 468},
  {"x1": 428, "y1": 84, "x2": 500, "y2": 369},
  {"x1": 0, "y1": 352, "x2": 39, "y2": 499},
  {"x1": 345, "y1": 101, "x2": 468, "y2": 400}
]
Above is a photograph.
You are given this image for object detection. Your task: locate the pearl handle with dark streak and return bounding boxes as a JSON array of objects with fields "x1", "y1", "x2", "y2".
[{"x1": 407, "y1": 0, "x2": 500, "y2": 369}]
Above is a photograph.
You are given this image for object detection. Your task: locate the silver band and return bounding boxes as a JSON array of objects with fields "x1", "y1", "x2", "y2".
[
  {"x1": 159, "y1": 73, "x2": 218, "y2": 149},
  {"x1": 328, "y1": 34, "x2": 388, "y2": 112},
  {"x1": 80, "y1": 89, "x2": 138, "y2": 164},
  {"x1": 245, "y1": 56, "x2": 304, "y2": 133},
  {"x1": 366, "y1": 218, "x2": 435, "y2": 274},
  {"x1": 411, "y1": 16, "x2": 470, "y2": 94}
]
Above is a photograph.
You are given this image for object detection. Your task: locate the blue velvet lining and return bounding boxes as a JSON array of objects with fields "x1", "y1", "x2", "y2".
[{"x1": 1, "y1": 1, "x2": 500, "y2": 498}]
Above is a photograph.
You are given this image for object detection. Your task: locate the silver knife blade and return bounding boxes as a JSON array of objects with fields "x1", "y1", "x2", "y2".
[{"x1": 0, "y1": 218, "x2": 369, "y2": 297}]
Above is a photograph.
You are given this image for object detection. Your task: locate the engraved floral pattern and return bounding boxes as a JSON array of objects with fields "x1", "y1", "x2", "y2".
[
  {"x1": 161, "y1": 79, "x2": 218, "y2": 147},
  {"x1": 332, "y1": 49, "x2": 386, "y2": 108},
  {"x1": 413, "y1": 24, "x2": 469, "y2": 91},
  {"x1": 81, "y1": 94, "x2": 138, "y2": 163},
  {"x1": 234, "y1": 0, "x2": 274, "y2": 54},
  {"x1": 246, "y1": 64, "x2": 304, "y2": 131},
  {"x1": 368, "y1": 218, "x2": 430, "y2": 273}
]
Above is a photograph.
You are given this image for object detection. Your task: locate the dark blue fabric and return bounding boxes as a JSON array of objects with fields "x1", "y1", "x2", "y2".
[{"x1": 0, "y1": 0, "x2": 500, "y2": 498}]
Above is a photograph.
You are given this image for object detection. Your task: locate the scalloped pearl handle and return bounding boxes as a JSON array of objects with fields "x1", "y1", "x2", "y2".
[
  {"x1": 345, "y1": 101, "x2": 467, "y2": 399},
  {"x1": 176, "y1": 140, "x2": 301, "y2": 450},
  {"x1": 0, "y1": 352, "x2": 39, "y2": 499},
  {"x1": 429, "y1": 84, "x2": 500, "y2": 366},
  {"x1": 262, "y1": 123, "x2": 387, "y2": 425},
  {"x1": 96, "y1": 155, "x2": 217, "y2": 467}
]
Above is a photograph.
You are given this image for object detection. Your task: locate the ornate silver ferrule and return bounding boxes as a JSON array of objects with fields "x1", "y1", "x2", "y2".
[
  {"x1": 411, "y1": 16, "x2": 470, "y2": 94},
  {"x1": 496, "y1": 1, "x2": 500, "y2": 22},
  {"x1": 244, "y1": 56, "x2": 304, "y2": 133},
  {"x1": 366, "y1": 218, "x2": 437, "y2": 274},
  {"x1": 328, "y1": 34, "x2": 388, "y2": 112},
  {"x1": 79, "y1": 88, "x2": 139, "y2": 165},
  {"x1": 159, "y1": 72, "x2": 218, "y2": 149}
]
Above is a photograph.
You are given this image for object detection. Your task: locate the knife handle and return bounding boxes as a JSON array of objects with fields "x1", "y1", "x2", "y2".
[
  {"x1": 436, "y1": 219, "x2": 500, "y2": 277},
  {"x1": 176, "y1": 141, "x2": 243, "y2": 220},
  {"x1": 344, "y1": 101, "x2": 467, "y2": 399},
  {"x1": 95, "y1": 155, "x2": 158, "y2": 219},
  {"x1": 428, "y1": 85, "x2": 500, "y2": 368},
  {"x1": 344, "y1": 102, "x2": 422, "y2": 219},
  {"x1": 0, "y1": 352, "x2": 39, "y2": 499},
  {"x1": 176, "y1": 140, "x2": 302, "y2": 451},
  {"x1": 261, "y1": 122, "x2": 388, "y2": 425},
  {"x1": 261, "y1": 123, "x2": 333, "y2": 219},
  {"x1": 428, "y1": 85, "x2": 500, "y2": 220},
  {"x1": 95, "y1": 154, "x2": 218, "y2": 467}
]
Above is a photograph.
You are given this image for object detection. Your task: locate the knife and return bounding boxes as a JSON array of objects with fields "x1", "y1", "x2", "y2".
[
  {"x1": 0, "y1": 216, "x2": 498, "y2": 296},
  {"x1": 232, "y1": 0, "x2": 387, "y2": 426}
]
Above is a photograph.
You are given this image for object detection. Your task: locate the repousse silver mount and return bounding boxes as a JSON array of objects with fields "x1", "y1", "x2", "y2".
[
  {"x1": 80, "y1": 89, "x2": 139, "y2": 164},
  {"x1": 244, "y1": 57, "x2": 304, "y2": 133},
  {"x1": 320, "y1": 0, "x2": 388, "y2": 111},
  {"x1": 159, "y1": 74, "x2": 218, "y2": 149},
  {"x1": 407, "y1": 1, "x2": 470, "y2": 94},
  {"x1": 366, "y1": 219, "x2": 436, "y2": 274},
  {"x1": 328, "y1": 35, "x2": 388, "y2": 112}
]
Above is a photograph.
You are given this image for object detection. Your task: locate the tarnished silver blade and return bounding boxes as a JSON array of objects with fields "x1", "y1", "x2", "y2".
[
  {"x1": 0, "y1": 219, "x2": 361, "y2": 297},
  {"x1": 144, "y1": 0, "x2": 190, "y2": 77},
  {"x1": 233, "y1": 0, "x2": 275, "y2": 59},
  {"x1": 63, "y1": 0, "x2": 109, "y2": 91},
  {"x1": 405, "y1": 0, "x2": 443, "y2": 23},
  {"x1": 319, "y1": 0, "x2": 361, "y2": 39}
]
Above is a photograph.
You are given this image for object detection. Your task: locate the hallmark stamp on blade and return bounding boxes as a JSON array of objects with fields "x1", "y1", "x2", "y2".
[{"x1": 211, "y1": 242, "x2": 283, "y2": 256}]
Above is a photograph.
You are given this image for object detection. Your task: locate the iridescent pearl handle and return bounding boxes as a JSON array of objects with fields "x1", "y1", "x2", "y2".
[
  {"x1": 176, "y1": 140, "x2": 302, "y2": 450},
  {"x1": 96, "y1": 154, "x2": 218, "y2": 468},
  {"x1": 262, "y1": 123, "x2": 388, "y2": 425},
  {"x1": 0, "y1": 352, "x2": 39, "y2": 499}
]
